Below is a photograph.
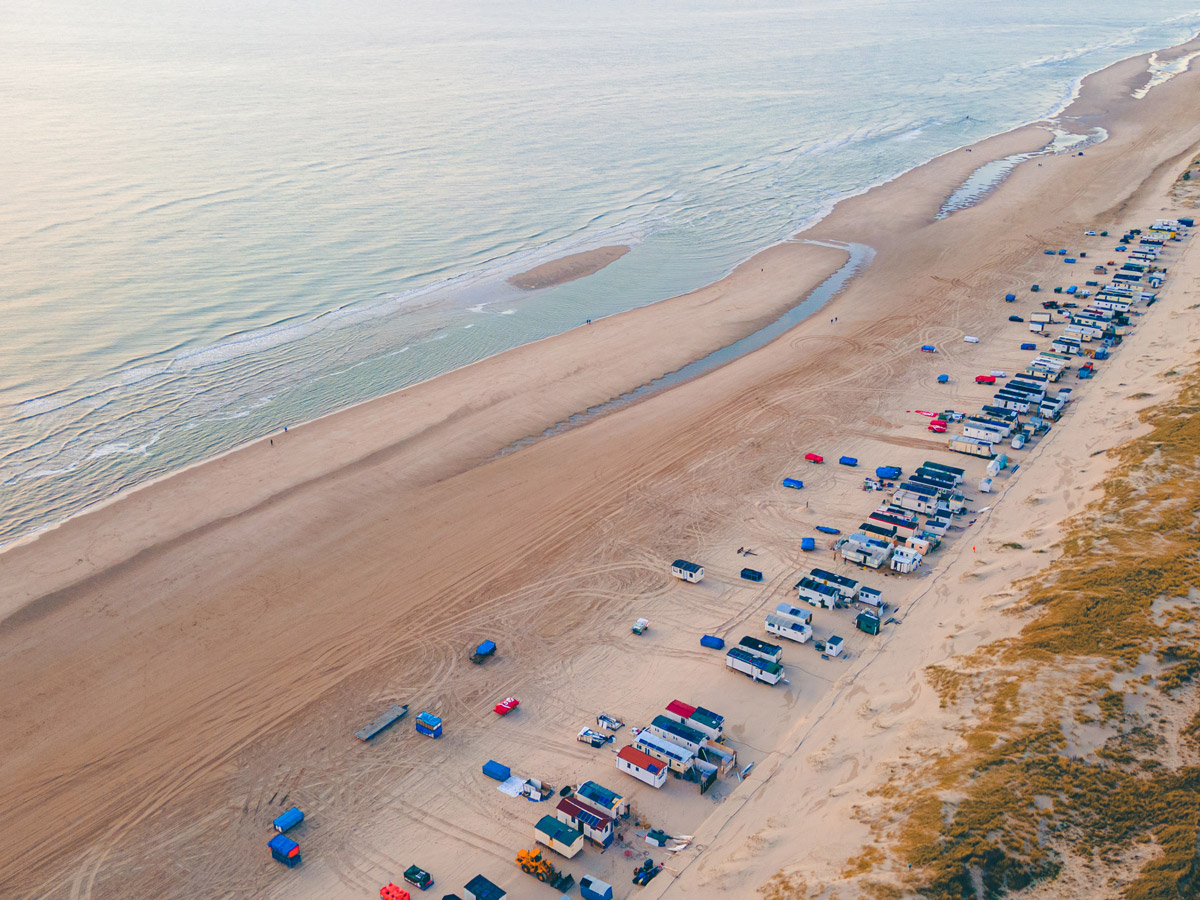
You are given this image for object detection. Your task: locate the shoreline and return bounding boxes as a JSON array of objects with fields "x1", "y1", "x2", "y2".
[
  {"x1": 7, "y1": 36, "x2": 1197, "y2": 558},
  {"x1": 4, "y1": 35, "x2": 1200, "y2": 900}
]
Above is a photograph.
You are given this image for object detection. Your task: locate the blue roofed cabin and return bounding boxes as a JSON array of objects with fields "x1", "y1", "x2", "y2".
[
  {"x1": 670, "y1": 559, "x2": 704, "y2": 583},
  {"x1": 576, "y1": 780, "x2": 629, "y2": 817}
]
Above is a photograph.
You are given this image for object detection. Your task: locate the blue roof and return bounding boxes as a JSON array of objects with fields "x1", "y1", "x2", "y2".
[
  {"x1": 577, "y1": 780, "x2": 622, "y2": 812},
  {"x1": 476, "y1": 640, "x2": 496, "y2": 655},
  {"x1": 671, "y1": 559, "x2": 701, "y2": 572}
]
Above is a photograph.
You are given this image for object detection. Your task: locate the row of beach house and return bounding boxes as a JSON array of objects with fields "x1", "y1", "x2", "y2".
[{"x1": 948, "y1": 218, "x2": 1191, "y2": 464}]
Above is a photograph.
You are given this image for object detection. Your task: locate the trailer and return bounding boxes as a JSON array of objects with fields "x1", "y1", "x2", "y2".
[
  {"x1": 839, "y1": 534, "x2": 893, "y2": 568},
  {"x1": 890, "y1": 489, "x2": 940, "y2": 516},
  {"x1": 962, "y1": 423, "x2": 1005, "y2": 443},
  {"x1": 556, "y1": 796, "x2": 614, "y2": 848},
  {"x1": 635, "y1": 730, "x2": 697, "y2": 774},
  {"x1": 725, "y1": 647, "x2": 784, "y2": 685},
  {"x1": 808, "y1": 567, "x2": 860, "y2": 599},
  {"x1": 766, "y1": 612, "x2": 813, "y2": 644},
  {"x1": 671, "y1": 559, "x2": 704, "y2": 583},
  {"x1": 534, "y1": 815, "x2": 584, "y2": 859},
  {"x1": 355, "y1": 704, "x2": 410, "y2": 741},
  {"x1": 616, "y1": 744, "x2": 668, "y2": 788},
  {"x1": 948, "y1": 436, "x2": 995, "y2": 458},
  {"x1": 737, "y1": 635, "x2": 783, "y2": 664},
  {"x1": 664, "y1": 699, "x2": 725, "y2": 740},
  {"x1": 920, "y1": 460, "x2": 964, "y2": 482},
  {"x1": 648, "y1": 715, "x2": 707, "y2": 756}
]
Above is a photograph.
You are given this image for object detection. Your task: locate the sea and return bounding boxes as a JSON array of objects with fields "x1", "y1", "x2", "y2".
[{"x1": 3, "y1": 0, "x2": 1199, "y2": 548}]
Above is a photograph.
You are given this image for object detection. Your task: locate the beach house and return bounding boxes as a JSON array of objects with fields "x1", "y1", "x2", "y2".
[{"x1": 616, "y1": 745, "x2": 668, "y2": 788}]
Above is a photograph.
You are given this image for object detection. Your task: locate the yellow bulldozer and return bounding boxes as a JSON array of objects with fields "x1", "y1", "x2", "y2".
[{"x1": 515, "y1": 849, "x2": 575, "y2": 891}]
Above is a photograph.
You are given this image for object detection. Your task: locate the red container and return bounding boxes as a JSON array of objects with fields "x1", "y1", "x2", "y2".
[
  {"x1": 804, "y1": 453, "x2": 824, "y2": 463},
  {"x1": 975, "y1": 375, "x2": 996, "y2": 384},
  {"x1": 928, "y1": 421, "x2": 947, "y2": 433}
]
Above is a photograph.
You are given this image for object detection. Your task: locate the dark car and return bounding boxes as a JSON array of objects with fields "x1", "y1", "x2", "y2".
[{"x1": 1008, "y1": 315, "x2": 1024, "y2": 322}]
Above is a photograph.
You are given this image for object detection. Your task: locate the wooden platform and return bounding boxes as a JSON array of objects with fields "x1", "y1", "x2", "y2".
[{"x1": 354, "y1": 704, "x2": 409, "y2": 741}]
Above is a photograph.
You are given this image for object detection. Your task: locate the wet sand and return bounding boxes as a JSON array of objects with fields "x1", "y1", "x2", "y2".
[
  {"x1": 3, "y1": 39, "x2": 1200, "y2": 900},
  {"x1": 507, "y1": 244, "x2": 631, "y2": 290}
]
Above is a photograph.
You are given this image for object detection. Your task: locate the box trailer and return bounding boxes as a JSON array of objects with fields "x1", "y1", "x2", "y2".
[
  {"x1": 891, "y1": 489, "x2": 941, "y2": 516},
  {"x1": 921, "y1": 461, "x2": 964, "y2": 482},
  {"x1": 535, "y1": 815, "x2": 584, "y2": 858},
  {"x1": 962, "y1": 423, "x2": 1005, "y2": 443},
  {"x1": 664, "y1": 699, "x2": 725, "y2": 740},
  {"x1": 839, "y1": 535, "x2": 893, "y2": 568},
  {"x1": 797, "y1": 576, "x2": 840, "y2": 608},
  {"x1": 737, "y1": 635, "x2": 783, "y2": 664},
  {"x1": 616, "y1": 745, "x2": 667, "y2": 788},
  {"x1": 766, "y1": 612, "x2": 813, "y2": 644},
  {"x1": 725, "y1": 647, "x2": 784, "y2": 685},
  {"x1": 948, "y1": 436, "x2": 995, "y2": 458},
  {"x1": 556, "y1": 796, "x2": 614, "y2": 848},
  {"x1": 635, "y1": 730, "x2": 696, "y2": 774},
  {"x1": 964, "y1": 416, "x2": 1013, "y2": 437},
  {"x1": 648, "y1": 715, "x2": 707, "y2": 756},
  {"x1": 670, "y1": 559, "x2": 704, "y2": 583},
  {"x1": 808, "y1": 567, "x2": 860, "y2": 599}
]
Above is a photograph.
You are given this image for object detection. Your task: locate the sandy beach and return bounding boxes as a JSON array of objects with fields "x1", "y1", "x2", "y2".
[{"x1": 4, "y1": 38, "x2": 1200, "y2": 900}]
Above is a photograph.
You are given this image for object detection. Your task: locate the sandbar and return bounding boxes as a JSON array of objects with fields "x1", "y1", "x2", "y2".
[{"x1": 506, "y1": 244, "x2": 631, "y2": 290}]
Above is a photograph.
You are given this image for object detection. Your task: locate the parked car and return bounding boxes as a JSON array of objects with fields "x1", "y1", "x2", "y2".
[{"x1": 1008, "y1": 315, "x2": 1024, "y2": 322}]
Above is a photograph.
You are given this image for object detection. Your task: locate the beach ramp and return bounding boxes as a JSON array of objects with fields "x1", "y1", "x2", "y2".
[{"x1": 355, "y1": 704, "x2": 409, "y2": 741}]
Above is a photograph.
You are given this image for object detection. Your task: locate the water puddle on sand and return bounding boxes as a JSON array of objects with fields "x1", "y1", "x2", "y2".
[
  {"x1": 936, "y1": 126, "x2": 1109, "y2": 219},
  {"x1": 495, "y1": 241, "x2": 874, "y2": 458}
]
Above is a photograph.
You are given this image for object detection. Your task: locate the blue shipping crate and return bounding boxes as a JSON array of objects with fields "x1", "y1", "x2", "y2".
[
  {"x1": 268, "y1": 834, "x2": 301, "y2": 866},
  {"x1": 700, "y1": 635, "x2": 725, "y2": 650},
  {"x1": 801, "y1": 537, "x2": 816, "y2": 551},
  {"x1": 936, "y1": 374, "x2": 949, "y2": 384},
  {"x1": 1021, "y1": 342, "x2": 1037, "y2": 350},
  {"x1": 838, "y1": 456, "x2": 858, "y2": 466},
  {"x1": 482, "y1": 760, "x2": 511, "y2": 782},
  {"x1": 875, "y1": 466, "x2": 902, "y2": 479},
  {"x1": 740, "y1": 568, "x2": 763, "y2": 582},
  {"x1": 782, "y1": 477, "x2": 804, "y2": 490},
  {"x1": 273, "y1": 807, "x2": 304, "y2": 833},
  {"x1": 1005, "y1": 293, "x2": 1016, "y2": 301},
  {"x1": 415, "y1": 712, "x2": 443, "y2": 738}
]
